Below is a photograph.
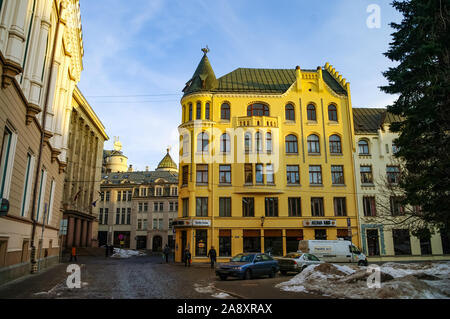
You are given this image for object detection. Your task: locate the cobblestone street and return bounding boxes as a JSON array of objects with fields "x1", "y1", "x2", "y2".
[{"x1": 0, "y1": 255, "x2": 321, "y2": 299}]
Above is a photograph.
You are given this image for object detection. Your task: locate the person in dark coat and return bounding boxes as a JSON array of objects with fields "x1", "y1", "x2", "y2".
[
  {"x1": 184, "y1": 248, "x2": 191, "y2": 267},
  {"x1": 207, "y1": 246, "x2": 217, "y2": 269},
  {"x1": 163, "y1": 244, "x2": 171, "y2": 263}
]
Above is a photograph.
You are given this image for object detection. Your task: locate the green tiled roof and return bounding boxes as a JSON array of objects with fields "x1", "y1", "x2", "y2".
[
  {"x1": 182, "y1": 53, "x2": 348, "y2": 96},
  {"x1": 157, "y1": 150, "x2": 177, "y2": 171},
  {"x1": 353, "y1": 108, "x2": 403, "y2": 134}
]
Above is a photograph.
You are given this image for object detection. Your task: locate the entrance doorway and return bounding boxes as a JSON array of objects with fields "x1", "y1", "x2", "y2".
[
  {"x1": 152, "y1": 236, "x2": 162, "y2": 252},
  {"x1": 366, "y1": 229, "x2": 380, "y2": 256},
  {"x1": 136, "y1": 236, "x2": 147, "y2": 250}
]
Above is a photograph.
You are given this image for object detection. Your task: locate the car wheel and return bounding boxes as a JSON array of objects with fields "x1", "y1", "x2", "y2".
[
  {"x1": 219, "y1": 275, "x2": 227, "y2": 281},
  {"x1": 301, "y1": 265, "x2": 308, "y2": 272},
  {"x1": 244, "y1": 269, "x2": 252, "y2": 280},
  {"x1": 269, "y1": 268, "x2": 276, "y2": 278},
  {"x1": 358, "y1": 260, "x2": 368, "y2": 266},
  {"x1": 280, "y1": 270, "x2": 287, "y2": 275}
]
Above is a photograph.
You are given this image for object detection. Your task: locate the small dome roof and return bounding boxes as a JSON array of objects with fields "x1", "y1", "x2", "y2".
[{"x1": 156, "y1": 149, "x2": 177, "y2": 172}]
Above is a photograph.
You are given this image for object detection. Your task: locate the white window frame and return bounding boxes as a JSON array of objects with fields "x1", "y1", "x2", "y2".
[
  {"x1": 21, "y1": 152, "x2": 35, "y2": 217},
  {"x1": 0, "y1": 124, "x2": 18, "y2": 200}
]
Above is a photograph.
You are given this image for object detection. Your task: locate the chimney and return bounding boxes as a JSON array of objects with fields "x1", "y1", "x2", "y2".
[
  {"x1": 145, "y1": 166, "x2": 149, "y2": 172},
  {"x1": 295, "y1": 65, "x2": 302, "y2": 91},
  {"x1": 128, "y1": 164, "x2": 133, "y2": 172}
]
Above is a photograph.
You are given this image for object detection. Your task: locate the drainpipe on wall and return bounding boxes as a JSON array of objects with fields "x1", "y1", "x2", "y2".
[{"x1": 29, "y1": 2, "x2": 64, "y2": 274}]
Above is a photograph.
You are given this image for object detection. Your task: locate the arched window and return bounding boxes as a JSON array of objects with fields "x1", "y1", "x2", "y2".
[
  {"x1": 182, "y1": 105, "x2": 186, "y2": 122},
  {"x1": 358, "y1": 140, "x2": 370, "y2": 155},
  {"x1": 221, "y1": 103, "x2": 230, "y2": 120},
  {"x1": 188, "y1": 103, "x2": 192, "y2": 121},
  {"x1": 220, "y1": 133, "x2": 230, "y2": 153},
  {"x1": 182, "y1": 134, "x2": 189, "y2": 155},
  {"x1": 244, "y1": 132, "x2": 252, "y2": 153},
  {"x1": 266, "y1": 132, "x2": 272, "y2": 153},
  {"x1": 197, "y1": 132, "x2": 209, "y2": 153},
  {"x1": 285, "y1": 104, "x2": 295, "y2": 121},
  {"x1": 205, "y1": 102, "x2": 210, "y2": 120},
  {"x1": 328, "y1": 105, "x2": 338, "y2": 122},
  {"x1": 285, "y1": 134, "x2": 298, "y2": 154},
  {"x1": 307, "y1": 104, "x2": 316, "y2": 121},
  {"x1": 255, "y1": 131, "x2": 262, "y2": 153},
  {"x1": 196, "y1": 102, "x2": 201, "y2": 120},
  {"x1": 247, "y1": 103, "x2": 269, "y2": 116},
  {"x1": 329, "y1": 134, "x2": 342, "y2": 154},
  {"x1": 307, "y1": 134, "x2": 320, "y2": 154}
]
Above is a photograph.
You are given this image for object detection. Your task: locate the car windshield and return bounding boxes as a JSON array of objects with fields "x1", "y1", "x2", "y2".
[
  {"x1": 283, "y1": 253, "x2": 302, "y2": 259},
  {"x1": 230, "y1": 254, "x2": 254, "y2": 262}
]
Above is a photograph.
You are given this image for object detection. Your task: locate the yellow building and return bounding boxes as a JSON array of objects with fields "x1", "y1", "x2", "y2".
[{"x1": 174, "y1": 49, "x2": 360, "y2": 263}]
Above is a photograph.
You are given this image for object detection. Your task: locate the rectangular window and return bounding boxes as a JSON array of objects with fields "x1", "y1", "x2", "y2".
[
  {"x1": 169, "y1": 202, "x2": 174, "y2": 211},
  {"x1": 219, "y1": 197, "x2": 231, "y2": 217},
  {"x1": 195, "y1": 229, "x2": 207, "y2": 256},
  {"x1": 315, "y1": 229, "x2": 327, "y2": 240},
  {"x1": 182, "y1": 165, "x2": 189, "y2": 185},
  {"x1": 116, "y1": 208, "x2": 120, "y2": 224},
  {"x1": 0, "y1": 126, "x2": 17, "y2": 199},
  {"x1": 286, "y1": 165, "x2": 300, "y2": 184},
  {"x1": 196, "y1": 164, "x2": 208, "y2": 184},
  {"x1": 255, "y1": 164, "x2": 263, "y2": 184},
  {"x1": 265, "y1": 164, "x2": 274, "y2": 184},
  {"x1": 309, "y1": 165, "x2": 322, "y2": 185},
  {"x1": 47, "y1": 179, "x2": 55, "y2": 224},
  {"x1": 360, "y1": 165, "x2": 373, "y2": 184},
  {"x1": 333, "y1": 197, "x2": 347, "y2": 216},
  {"x1": 242, "y1": 197, "x2": 254, "y2": 217},
  {"x1": 386, "y1": 166, "x2": 400, "y2": 184},
  {"x1": 117, "y1": 191, "x2": 121, "y2": 201},
  {"x1": 36, "y1": 168, "x2": 47, "y2": 222},
  {"x1": 105, "y1": 191, "x2": 110, "y2": 202},
  {"x1": 288, "y1": 197, "x2": 301, "y2": 216},
  {"x1": 265, "y1": 197, "x2": 278, "y2": 217},
  {"x1": 153, "y1": 219, "x2": 157, "y2": 230},
  {"x1": 122, "y1": 191, "x2": 127, "y2": 201},
  {"x1": 159, "y1": 202, "x2": 164, "y2": 211},
  {"x1": 143, "y1": 202, "x2": 148, "y2": 212},
  {"x1": 331, "y1": 165, "x2": 344, "y2": 185},
  {"x1": 311, "y1": 197, "x2": 324, "y2": 216},
  {"x1": 182, "y1": 198, "x2": 189, "y2": 217},
  {"x1": 196, "y1": 102, "x2": 201, "y2": 120},
  {"x1": 127, "y1": 208, "x2": 131, "y2": 225},
  {"x1": 104, "y1": 208, "x2": 109, "y2": 225},
  {"x1": 158, "y1": 218, "x2": 163, "y2": 230},
  {"x1": 363, "y1": 196, "x2": 377, "y2": 216},
  {"x1": 196, "y1": 197, "x2": 208, "y2": 217},
  {"x1": 99, "y1": 208, "x2": 104, "y2": 225},
  {"x1": 419, "y1": 236, "x2": 432, "y2": 255},
  {"x1": 392, "y1": 229, "x2": 411, "y2": 255},
  {"x1": 244, "y1": 164, "x2": 253, "y2": 184},
  {"x1": 219, "y1": 165, "x2": 231, "y2": 184},
  {"x1": 137, "y1": 219, "x2": 142, "y2": 230},
  {"x1": 121, "y1": 208, "x2": 126, "y2": 224},
  {"x1": 100, "y1": 192, "x2": 105, "y2": 201},
  {"x1": 127, "y1": 190, "x2": 132, "y2": 201},
  {"x1": 139, "y1": 203, "x2": 143, "y2": 212},
  {"x1": 390, "y1": 196, "x2": 405, "y2": 216},
  {"x1": 21, "y1": 153, "x2": 35, "y2": 217}
]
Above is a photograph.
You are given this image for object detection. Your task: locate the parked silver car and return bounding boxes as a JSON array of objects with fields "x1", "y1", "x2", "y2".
[{"x1": 277, "y1": 252, "x2": 323, "y2": 275}]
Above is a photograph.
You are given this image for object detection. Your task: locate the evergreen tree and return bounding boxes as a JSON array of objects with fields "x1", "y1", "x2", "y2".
[{"x1": 380, "y1": 0, "x2": 450, "y2": 232}]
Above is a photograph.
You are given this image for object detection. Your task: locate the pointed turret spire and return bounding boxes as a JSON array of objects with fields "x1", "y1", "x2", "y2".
[{"x1": 182, "y1": 47, "x2": 217, "y2": 96}]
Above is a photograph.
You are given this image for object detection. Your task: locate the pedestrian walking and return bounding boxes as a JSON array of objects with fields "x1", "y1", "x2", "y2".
[
  {"x1": 163, "y1": 244, "x2": 170, "y2": 263},
  {"x1": 207, "y1": 246, "x2": 217, "y2": 269},
  {"x1": 184, "y1": 248, "x2": 191, "y2": 267},
  {"x1": 69, "y1": 246, "x2": 78, "y2": 262}
]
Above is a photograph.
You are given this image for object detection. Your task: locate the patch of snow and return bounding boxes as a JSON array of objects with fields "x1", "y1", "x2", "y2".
[
  {"x1": 111, "y1": 248, "x2": 145, "y2": 258},
  {"x1": 212, "y1": 292, "x2": 232, "y2": 299},
  {"x1": 276, "y1": 262, "x2": 450, "y2": 299}
]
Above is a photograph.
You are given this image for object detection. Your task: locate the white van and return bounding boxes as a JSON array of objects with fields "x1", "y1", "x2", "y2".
[{"x1": 298, "y1": 240, "x2": 368, "y2": 265}]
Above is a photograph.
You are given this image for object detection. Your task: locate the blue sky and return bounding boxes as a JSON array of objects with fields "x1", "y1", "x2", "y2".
[{"x1": 77, "y1": 0, "x2": 402, "y2": 171}]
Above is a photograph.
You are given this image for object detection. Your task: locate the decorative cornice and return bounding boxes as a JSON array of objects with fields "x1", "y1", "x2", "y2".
[
  {"x1": 26, "y1": 103, "x2": 42, "y2": 125},
  {"x1": 1, "y1": 58, "x2": 23, "y2": 88},
  {"x1": 43, "y1": 130, "x2": 54, "y2": 143},
  {"x1": 51, "y1": 148, "x2": 62, "y2": 163},
  {"x1": 58, "y1": 161, "x2": 67, "y2": 174}
]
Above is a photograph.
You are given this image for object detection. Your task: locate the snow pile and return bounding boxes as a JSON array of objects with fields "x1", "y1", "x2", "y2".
[
  {"x1": 276, "y1": 262, "x2": 450, "y2": 299},
  {"x1": 111, "y1": 248, "x2": 145, "y2": 258}
]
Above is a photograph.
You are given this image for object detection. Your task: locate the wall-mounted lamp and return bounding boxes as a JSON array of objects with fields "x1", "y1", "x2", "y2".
[{"x1": 260, "y1": 216, "x2": 265, "y2": 227}]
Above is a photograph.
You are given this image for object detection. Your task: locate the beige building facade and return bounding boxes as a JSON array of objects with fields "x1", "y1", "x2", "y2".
[
  {"x1": 0, "y1": 0, "x2": 84, "y2": 284},
  {"x1": 98, "y1": 149, "x2": 178, "y2": 251},
  {"x1": 353, "y1": 108, "x2": 450, "y2": 262},
  {"x1": 62, "y1": 86, "x2": 108, "y2": 250}
]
